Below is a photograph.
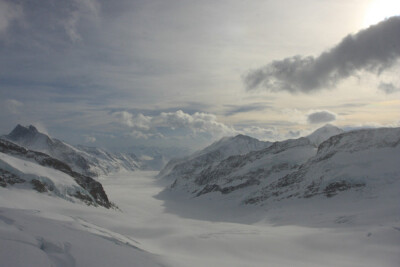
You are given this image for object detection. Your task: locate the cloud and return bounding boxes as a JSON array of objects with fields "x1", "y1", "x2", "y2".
[
  {"x1": 112, "y1": 111, "x2": 153, "y2": 131},
  {"x1": 0, "y1": 0, "x2": 23, "y2": 34},
  {"x1": 342, "y1": 121, "x2": 400, "y2": 132},
  {"x1": 307, "y1": 110, "x2": 337, "y2": 124},
  {"x1": 112, "y1": 111, "x2": 134, "y2": 127},
  {"x1": 285, "y1": 130, "x2": 301, "y2": 139},
  {"x1": 84, "y1": 136, "x2": 96, "y2": 143},
  {"x1": 62, "y1": 0, "x2": 100, "y2": 42},
  {"x1": 239, "y1": 126, "x2": 279, "y2": 140},
  {"x1": 244, "y1": 16, "x2": 400, "y2": 93},
  {"x1": 4, "y1": 99, "x2": 23, "y2": 114},
  {"x1": 378, "y1": 82, "x2": 400, "y2": 94},
  {"x1": 113, "y1": 109, "x2": 313, "y2": 143},
  {"x1": 224, "y1": 103, "x2": 272, "y2": 116},
  {"x1": 112, "y1": 110, "x2": 236, "y2": 140}
]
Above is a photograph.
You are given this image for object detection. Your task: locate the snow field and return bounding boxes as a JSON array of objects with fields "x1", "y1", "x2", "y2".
[{"x1": 1, "y1": 170, "x2": 399, "y2": 267}]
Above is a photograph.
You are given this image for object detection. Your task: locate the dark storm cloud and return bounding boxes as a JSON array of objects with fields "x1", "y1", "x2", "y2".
[
  {"x1": 244, "y1": 16, "x2": 400, "y2": 93},
  {"x1": 307, "y1": 111, "x2": 336, "y2": 124}
]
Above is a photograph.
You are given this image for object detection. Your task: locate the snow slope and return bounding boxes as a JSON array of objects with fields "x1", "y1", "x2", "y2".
[
  {"x1": 169, "y1": 137, "x2": 315, "y2": 202},
  {"x1": 1, "y1": 170, "x2": 399, "y2": 267},
  {"x1": 158, "y1": 134, "x2": 271, "y2": 181},
  {"x1": 2, "y1": 125, "x2": 141, "y2": 177},
  {"x1": 245, "y1": 127, "x2": 400, "y2": 204},
  {"x1": 0, "y1": 139, "x2": 112, "y2": 208},
  {"x1": 306, "y1": 123, "x2": 344, "y2": 146},
  {"x1": 0, "y1": 207, "x2": 166, "y2": 267},
  {"x1": 159, "y1": 124, "x2": 347, "y2": 203}
]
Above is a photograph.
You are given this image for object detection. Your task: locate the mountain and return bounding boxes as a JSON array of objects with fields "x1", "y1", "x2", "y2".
[
  {"x1": 158, "y1": 134, "x2": 272, "y2": 181},
  {"x1": 133, "y1": 146, "x2": 192, "y2": 171},
  {"x1": 306, "y1": 123, "x2": 344, "y2": 146},
  {"x1": 245, "y1": 127, "x2": 400, "y2": 204},
  {"x1": 159, "y1": 125, "x2": 399, "y2": 206},
  {"x1": 0, "y1": 139, "x2": 113, "y2": 208},
  {"x1": 2, "y1": 125, "x2": 141, "y2": 177},
  {"x1": 76, "y1": 145, "x2": 141, "y2": 174},
  {"x1": 169, "y1": 137, "x2": 315, "y2": 198}
]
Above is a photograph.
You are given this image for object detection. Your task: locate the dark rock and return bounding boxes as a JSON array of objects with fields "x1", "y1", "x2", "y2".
[
  {"x1": 0, "y1": 168, "x2": 25, "y2": 187},
  {"x1": 324, "y1": 181, "x2": 365, "y2": 197},
  {"x1": 31, "y1": 179, "x2": 48, "y2": 193}
]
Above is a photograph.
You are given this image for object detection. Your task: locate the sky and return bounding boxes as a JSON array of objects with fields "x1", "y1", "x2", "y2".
[{"x1": 0, "y1": 0, "x2": 399, "y2": 152}]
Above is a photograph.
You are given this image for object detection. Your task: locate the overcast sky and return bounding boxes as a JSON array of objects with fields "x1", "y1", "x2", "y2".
[{"x1": 0, "y1": 0, "x2": 399, "y2": 151}]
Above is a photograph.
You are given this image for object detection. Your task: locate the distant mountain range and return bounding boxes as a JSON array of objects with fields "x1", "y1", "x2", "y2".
[{"x1": 158, "y1": 124, "x2": 400, "y2": 206}]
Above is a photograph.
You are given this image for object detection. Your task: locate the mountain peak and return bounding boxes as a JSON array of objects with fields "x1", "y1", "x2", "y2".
[
  {"x1": 317, "y1": 123, "x2": 339, "y2": 130},
  {"x1": 307, "y1": 124, "x2": 344, "y2": 146},
  {"x1": 28, "y1": 125, "x2": 39, "y2": 133},
  {"x1": 7, "y1": 124, "x2": 41, "y2": 139},
  {"x1": 2, "y1": 124, "x2": 53, "y2": 152}
]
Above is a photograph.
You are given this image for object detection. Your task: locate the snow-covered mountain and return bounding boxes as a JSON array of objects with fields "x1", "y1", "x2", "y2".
[
  {"x1": 2, "y1": 125, "x2": 141, "y2": 177},
  {"x1": 245, "y1": 126, "x2": 400, "y2": 204},
  {"x1": 306, "y1": 123, "x2": 344, "y2": 146},
  {"x1": 158, "y1": 134, "x2": 272, "y2": 181},
  {"x1": 76, "y1": 145, "x2": 141, "y2": 174},
  {"x1": 159, "y1": 125, "x2": 399, "y2": 206},
  {"x1": 0, "y1": 139, "x2": 112, "y2": 208},
  {"x1": 169, "y1": 136, "x2": 315, "y2": 198},
  {"x1": 116, "y1": 145, "x2": 191, "y2": 171}
]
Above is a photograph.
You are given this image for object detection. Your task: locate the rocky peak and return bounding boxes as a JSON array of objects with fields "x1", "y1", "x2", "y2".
[{"x1": 7, "y1": 124, "x2": 39, "y2": 140}]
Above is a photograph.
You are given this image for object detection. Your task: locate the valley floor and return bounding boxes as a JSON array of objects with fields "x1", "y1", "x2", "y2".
[{"x1": 1, "y1": 171, "x2": 399, "y2": 267}]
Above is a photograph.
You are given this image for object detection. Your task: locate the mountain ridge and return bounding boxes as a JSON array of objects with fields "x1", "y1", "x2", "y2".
[
  {"x1": 158, "y1": 133, "x2": 272, "y2": 180},
  {"x1": 2, "y1": 125, "x2": 141, "y2": 177},
  {"x1": 159, "y1": 125, "x2": 400, "y2": 207},
  {"x1": 0, "y1": 138, "x2": 113, "y2": 208}
]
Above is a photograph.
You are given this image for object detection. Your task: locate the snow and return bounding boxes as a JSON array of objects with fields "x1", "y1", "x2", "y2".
[
  {"x1": 158, "y1": 134, "x2": 270, "y2": 179},
  {"x1": 1, "y1": 170, "x2": 399, "y2": 267},
  {"x1": 1, "y1": 126, "x2": 399, "y2": 266},
  {"x1": 307, "y1": 124, "x2": 344, "y2": 146},
  {"x1": 0, "y1": 152, "x2": 80, "y2": 189},
  {"x1": 2, "y1": 125, "x2": 141, "y2": 177},
  {"x1": 0, "y1": 152, "x2": 93, "y2": 202}
]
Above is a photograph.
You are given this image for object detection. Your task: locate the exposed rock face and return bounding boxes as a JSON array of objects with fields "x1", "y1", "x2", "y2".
[
  {"x1": 30, "y1": 179, "x2": 49, "y2": 193},
  {"x1": 0, "y1": 168, "x2": 24, "y2": 187},
  {"x1": 0, "y1": 139, "x2": 112, "y2": 208}
]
